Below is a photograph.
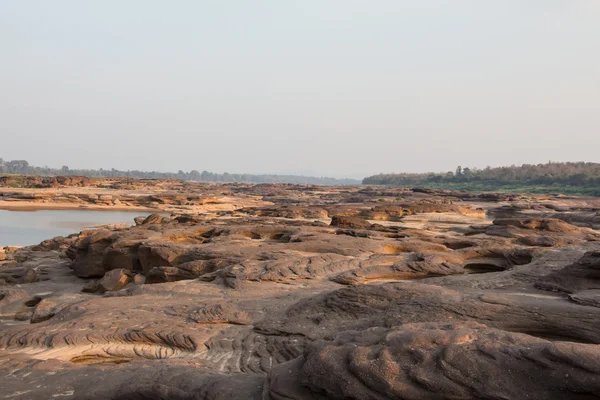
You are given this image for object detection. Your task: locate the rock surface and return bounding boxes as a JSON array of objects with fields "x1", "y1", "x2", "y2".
[
  {"x1": 267, "y1": 322, "x2": 600, "y2": 400},
  {"x1": 1, "y1": 180, "x2": 600, "y2": 399}
]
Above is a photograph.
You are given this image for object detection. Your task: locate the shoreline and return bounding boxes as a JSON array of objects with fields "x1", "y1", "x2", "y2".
[{"x1": 0, "y1": 201, "x2": 162, "y2": 213}]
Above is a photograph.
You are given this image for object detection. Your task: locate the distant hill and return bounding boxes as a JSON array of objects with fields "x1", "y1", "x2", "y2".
[
  {"x1": 363, "y1": 162, "x2": 600, "y2": 196},
  {"x1": 0, "y1": 158, "x2": 360, "y2": 186}
]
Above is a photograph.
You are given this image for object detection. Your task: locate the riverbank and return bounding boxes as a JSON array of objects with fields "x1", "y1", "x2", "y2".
[
  {"x1": 0, "y1": 184, "x2": 270, "y2": 214},
  {"x1": 0, "y1": 201, "x2": 160, "y2": 212}
]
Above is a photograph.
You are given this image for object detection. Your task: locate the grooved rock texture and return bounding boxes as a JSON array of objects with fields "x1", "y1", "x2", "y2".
[
  {"x1": 1, "y1": 181, "x2": 600, "y2": 399},
  {"x1": 266, "y1": 322, "x2": 600, "y2": 400}
]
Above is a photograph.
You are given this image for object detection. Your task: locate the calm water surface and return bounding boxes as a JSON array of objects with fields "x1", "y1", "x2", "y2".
[{"x1": 0, "y1": 209, "x2": 154, "y2": 247}]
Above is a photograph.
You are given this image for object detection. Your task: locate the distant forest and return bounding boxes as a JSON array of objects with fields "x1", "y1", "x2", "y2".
[
  {"x1": 0, "y1": 158, "x2": 360, "y2": 186},
  {"x1": 363, "y1": 162, "x2": 600, "y2": 195}
]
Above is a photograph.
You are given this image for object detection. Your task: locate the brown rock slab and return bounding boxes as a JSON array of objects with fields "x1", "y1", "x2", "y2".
[
  {"x1": 82, "y1": 268, "x2": 133, "y2": 294},
  {"x1": 267, "y1": 322, "x2": 600, "y2": 400}
]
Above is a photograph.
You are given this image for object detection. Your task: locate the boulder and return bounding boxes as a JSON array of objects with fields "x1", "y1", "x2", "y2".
[
  {"x1": 138, "y1": 242, "x2": 188, "y2": 273},
  {"x1": 31, "y1": 236, "x2": 69, "y2": 252},
  {"x1": 70, "y1": 230, "x2": 117, "y2": 278},
  {"x1": 132, "y1": 274, "x2": 146, "y2": 285},
  {"x1": 142, "y1": 213, "x2": 164, "y2": 225},
  {"x1": 330, "y1": 215, "x2": 371, "y2": 230},
  {"x1": 82, "y1": 269, "x2": 133, "y2": 294},
  {"x1": 30, "y1": 294, "x2": 86, "y2": 324},
  {"x1": 102, "y1": 245, "x2": 141, "y2": 272}
]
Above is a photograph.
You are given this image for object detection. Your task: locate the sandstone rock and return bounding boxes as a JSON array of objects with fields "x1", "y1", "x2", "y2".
[
  {"x1": 31, "y1": 236, "x2": 69, "y2": 251},
  {"x1": 81, "y1": 279, "x2": 100, "y2": 293},
  {"x1": 267, "y1": 322, "x2": 600, "y2": 400},
  {"x1": 569, "y1": 289, "x2": 600, "y2": 308},
  {"x1": 20, "y1": 268, "x2": 37, "y2": 284},
  {"x1": 243, "y1": 206, "x2": 329, "y2": 220},
  {"x1": 189, "y1": 303, "x2": 251, "y2": 325},
  {"x1": 142, "y1": 213, "x2": 164, "y2": 225},
  {"x1": 82, "y1": 269, "x2": 133, "y2": 294},
  {"x1": 0, "y1": 288, "x2": 32, "y2": 320},
  {"x1": 98, "y1": 194, "x2": 113, "y2": 201},
  {"x1": 2, "y1": 180, "x2": 600, "y2": 399},
  {"x1": 493, "y1": 218, "x2": 580, "y2": 232},
  {"x1": 4, "y1": 246, "x2": 21, "y2": 253},
  {"x1": 30, "y1": 294, "x2": 86, "y2": 324},
  {"x1": 14, "y1": 309, "x2": 33, "y2": 321},
  {"x1": 99, "y1": 268, "x2": 133, "y2": 292},
  {"x1": 132, "y1": 274, "x2": 146, "y2": 285},
  {"x1": 174, "y1": 214, "x2": 205, "y2": 223},
  {"x1": 518, "y1": 235, "x2": 575, "y2": 247},
  {"x1": 537, "y1": 251, "x2": 600, "y2": 293},
  {"x1": 102, "y1": 243, "x2": 141, "y2": 272},
  {"x1": 30, "y1": 300, "x2": 58, "y2": 323},
  {"x1": 70, "y1": 230, "x2": 117, "y2": 278},
  {"x1": 257, "y1": 282, "x2": 600, "y2": 344},
  {"x1": 145, "y1": 266, "x2": 189, "y2": 283},
  {"x1": 138, "y1": 241, "x2": 186, "y2": 273},
  {"x1": 330, "y1": 215, "x2": 372, "y2": 229}
]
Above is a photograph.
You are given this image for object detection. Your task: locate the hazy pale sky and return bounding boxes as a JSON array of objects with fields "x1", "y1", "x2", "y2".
[{"x1": 1, "y1": 1, "x2": 599, "y2": 178}]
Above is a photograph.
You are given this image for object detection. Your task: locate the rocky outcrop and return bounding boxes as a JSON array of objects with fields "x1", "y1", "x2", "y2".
[
  {"x1": 330, "y1": 215, "x2": 372, "y2": 229},
  {"x1": 256, "y1": 282, "x2": 600, "y2": 344},
  {"x1": 537, "y1": 251, "x2": 600, "y2": 294},
  {"x1": 82, "y1": 269, "x2": 134, "y2": 293},
  {"x1": 484, "y1": 218, "x2": 599, "y2": 248},
  {"x1": 241, "y1": 206, "x2": 329, "y2": 220},
  {"x1": 141, "y1": 213, "x2": 164, "y2": 225},
  {"x1": 266, "y1": 322, "x2": 600, "y2": 400},
  {"x1": 1, "y1": 181, "x2": 600, "y2": 399},
  {"x1": 493, "y1": 218, "x2": 582, "y2": 232}
]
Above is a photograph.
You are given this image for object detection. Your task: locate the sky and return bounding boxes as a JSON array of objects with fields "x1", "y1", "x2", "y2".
[{"x1": 1, "y1": 1, "x2": 599, "y2": 178}]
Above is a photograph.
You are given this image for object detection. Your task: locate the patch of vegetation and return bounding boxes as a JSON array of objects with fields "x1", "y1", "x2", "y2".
[
  {"x1": 409, "y1": 182, "x2": 600, "y2": 196},
  {"x1": 0, "y1": 157, "x2": 361, "y2": 186},
  {"x1": 363, "y1": 162, "x2": 600, "y2": 196}
]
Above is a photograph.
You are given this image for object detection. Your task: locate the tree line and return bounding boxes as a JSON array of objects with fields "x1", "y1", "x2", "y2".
[
  {"x1": 363, "y1": 162, "x2": 600, "y2": 187},
  {"x1": 0, "y1": 158, "x2": 360, "y2": 186}
]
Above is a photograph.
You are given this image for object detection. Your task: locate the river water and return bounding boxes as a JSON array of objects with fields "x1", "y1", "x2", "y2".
[{"x1": 0, "y1": 209, "x2": 154, "y2": 247}]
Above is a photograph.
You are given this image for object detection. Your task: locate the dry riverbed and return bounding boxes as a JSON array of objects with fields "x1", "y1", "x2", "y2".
[{"x1": 1, "y1": 178, "x2": 600, "y2": 399}]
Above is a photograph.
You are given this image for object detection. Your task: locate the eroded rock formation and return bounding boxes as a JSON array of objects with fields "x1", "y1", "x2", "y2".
[{"x1": 1, "y1": 181, "x2": 600, "y2": 399}]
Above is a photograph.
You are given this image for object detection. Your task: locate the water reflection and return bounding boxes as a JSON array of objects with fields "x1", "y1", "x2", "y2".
[{"x1": 0, "y1": 209, "x2": 156, "y2": 247}]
